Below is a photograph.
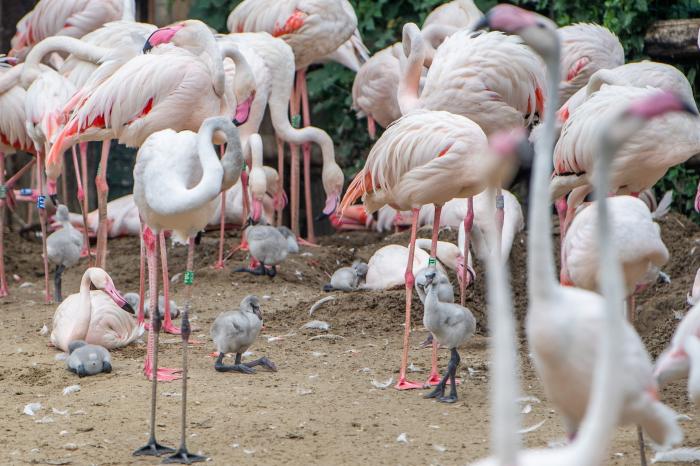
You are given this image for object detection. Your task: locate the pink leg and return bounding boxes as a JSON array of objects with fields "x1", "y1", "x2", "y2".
[
  {"x1": 241, "y1": 171, "x2": 251, "y2": 221},
  {"x1": 426, "y1": 205, "x2": 443, "y2": 386},
  {"x1": 214, "y1": 145, "x2": 227, "y2": 270},
  {"x1": 395, "y1": 208, "x2": 423, "y2": 390},
  {"x1": 79, "y1": 142, "x2": 89, "y2": 217},
  {"x1": 460, "y1": 198, "x2": 474, "y2": 307},
  {"x1": 555, "y1": 196, "x2": 567, "y2": 282},
  {"x1": 276, "y1": 135, "x2": 285, "y2": 226},
  {"x1": 289, "y1": 74, "x2": 301, "y2": 236},
  {"x1": 26, "y1": 163, "x2": 36, "y2": 224},
  {"x1": 137, "y1": 221, "x2": 147, "y2": 327},
  {"x1": 298, "y1": 69, "x2": 315, "y2": 244},
  {"x1": 71, "y1": 146, "x2": 92, "y2": 263},
  {"x1": 159, "y1": 231, "x2": 180, "y2": 335},
  {"x1": 495, "y1": 188, "x2": 504, "y2": 261},
  {"x1": 94, "y1": 140, "x2": 110, "y2": 269},
  {"x1": 60, "y1": 153, "x2": 68, "y2": 206},
  {"x1": 36, "y1": 152, "x2": 51, "y2": 304},
  {"x1": 0, "y1": 152, "x2": 8, "y2": 297},
  {"x1": 367, "y1": 115, "x2": 376, "y2": 140},
  {"x1": 142, "y1": 227, "x2": 180, "y2": 381}
]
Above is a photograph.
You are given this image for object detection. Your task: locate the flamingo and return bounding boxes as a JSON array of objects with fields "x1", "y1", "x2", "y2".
[
  {"x1": 132, "y1": 117, "x2": 242, "y2": 460},
  {"x1": 216, "y1": 32, "x2": 343, "y2": 241},
  {"x1": 562, "y1": 195, "x2": 669, "y2": 322},
  {"x1": 479, "y1": 5, "x2": 688, "y2": 461},
  {"x1": 227, "y1": 0, "x2": 357, "y2": 241},
  {"x1": 50, "y1": 267, "x2": 140, "y2": 352},
  {"x1": 0, "y1": 60, "x2": 37, "y2": 297},
  {"x1": 43, "y1": 20, "x2": 255, "y2": 268},
  {"x1": 8, "y1": 0, "x2": 132, "y2": 61},
  {"x1": 421, "y1": 0, "x2": 483, "y2": 55},
  {"x1": 340, "y1": 109, "x2": 512, "y2": 390},
  {"x1": 557, "y1": 23, "x2": 624, "y2": 106}
]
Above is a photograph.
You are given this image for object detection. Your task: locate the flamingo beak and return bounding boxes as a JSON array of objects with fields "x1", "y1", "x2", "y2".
[
  {"x1": 233, "y1": 93, "x2": 255, "y2": 126},
  {"x1": 143, "y1": 24, "x2": 185, "y2": 53},
  {"x1": 46, "y1": 179, "x2": 59, "y2": 206},
  {"x1": 251, "y1": 199, "x2": 263, "y2": 222},
  {"x1": 104, "y1": 281, "x2": 133, "y2": 314},
  {"x1": 316, "y1": 193, "x2": 340, "y2": 221}
]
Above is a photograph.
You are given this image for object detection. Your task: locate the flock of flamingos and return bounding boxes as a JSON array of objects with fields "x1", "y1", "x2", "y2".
[{"x1": 2, "y1": 0, "x2": 700, "y2": 463}]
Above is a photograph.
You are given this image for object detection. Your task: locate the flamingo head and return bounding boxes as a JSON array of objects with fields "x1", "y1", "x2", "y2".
[
  {"x1": 87, "y1": 267, "x2": 134, "y2": 314},
  {"x1": 318, "y1": 162, "x2": 345, "y2": 221},
  {"x1": 455, "y1": 255, "x2": 476, "y2": 290},
  {"x1": 143, "y1": 22, "x2": 186, "y2": 53},
  {"x1": 477, "y1": 5, "x2": 558, "y2": 60},
  {"x1": 233, "y1": 91, "x2": 255, "y2": 126},
  {"x1": 489, "y1": 127, "x2": 532, "y2": 164},
  {"x1": 241, "y1": 295, "x2": 262, "y2": 320},
  {"x1": 654, "y1": 347, "x2": 689, "y2": 388}
]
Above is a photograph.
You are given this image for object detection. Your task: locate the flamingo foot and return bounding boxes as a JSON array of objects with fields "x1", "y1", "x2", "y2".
[
  {"x1": 163, "y1": 448, "x2": 207, "y2": 464},
  {"x1": 394, "y1": 377, "x2": 423, "y2": 390},
  {"x1": 0, "y1": 285, "x2": 8, "y2": 297},
  {"x1": 212, "y1": 260, "x2": 225, "y2": 270},
  {"x1": 161, "y1": 322, "x2": 181, "y2": 335},
  {"x1": 425, "y1": 371, "x2": 442, "y2": 386},
  {"x1": 145, "y1": 367, "x2": 182, "y2": 382},
  {"x1": 297, "y1": 237, "x2": 319, "y2": 247},
  {"x1": 133, "y1": 437, "x2": 175, "y2": 457}
]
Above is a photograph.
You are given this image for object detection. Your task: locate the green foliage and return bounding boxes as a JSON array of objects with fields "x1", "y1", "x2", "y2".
[
  {"x1": 190, "y1": 0, "x2": 700, "y2": 219},
  {"x1": 655, "y1": 165, "x2": 700, "y2": 223}
]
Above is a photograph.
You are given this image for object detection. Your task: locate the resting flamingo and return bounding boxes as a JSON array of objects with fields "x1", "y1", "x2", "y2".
[
  {"x1": 227, "y1": 0, "x2": 357, "y2": 241},
  {"x1": 340, "y1": 109, "x2": 513, "y2": 390},
  {"x1": 562, "y1": 195, "x2": 669, "y2": 322},
  {"x1": 50, "y1": 267, "x2": 140, "y2": 352},
  {"x1": 0, "y1": 60, "x2": 37, "y2": 297},
  {"x1": 557, "y1": 23, "x2": 624, "y2": 106},
  {"x1": 421, "y1": 0, "x2": 483, "y2": 55},
  {"x1": 479, "y1": 6, "x2": 688, "y2": 461},
  {"x1": 8, "y1": 0, "x2": 132, "y2": 61}
]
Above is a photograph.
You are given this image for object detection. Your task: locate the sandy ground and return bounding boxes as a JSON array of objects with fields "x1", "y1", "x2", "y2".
[{"x1": 1, "y1": 212, "x2": 700, "y2": 465}]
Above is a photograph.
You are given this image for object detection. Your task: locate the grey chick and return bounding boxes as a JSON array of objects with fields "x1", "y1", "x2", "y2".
[
  {"x1": 65, "y1": 340, "x2": 112, "y2": 377},
  {"x1": 324, "y1": 261, "x2": 369, "y2": 291},
  {"x1": 422, "y1": 270, "x2": 475, "y2": 403},
  {"x1": 210, "y1": 295, "x2": 277, "y2": 373},
  {"x1": 276, "y1": 226, "x2": 299, "y2": 253},
  {"x1": 47, "y1": 205, "x2": 83, "y2": 302},
  {"x1": 415, "y1": 267, "x2": 454, "y2": 348},
  {"x1": 236, "y1": 224, "x2": 288, "y2": 277},
  {"x1": 123, "y1": 292, "x2": 180, "y2": 320}
]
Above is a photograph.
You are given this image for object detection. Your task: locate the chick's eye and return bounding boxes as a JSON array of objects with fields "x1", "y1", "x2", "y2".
[{"x1": 537, "y1": 23, "x2": 546, "y2": 29}]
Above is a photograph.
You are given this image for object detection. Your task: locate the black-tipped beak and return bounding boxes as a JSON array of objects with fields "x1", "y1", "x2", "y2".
[
  {"x1": 121, "y1": 300, "x2": 135, "y2": 315},
  {"x1": 683, "y1": 101, "x2": 700, "y2": 116},
  {"x1": 142, "y1": 38, "x2": 154, "y2": 54},
  {"x1": 315, "y1": 211, "x2": 330, "y2": 222},
  {"x1": 244, "y1": 217, "x2": 254, "y2": 228},
  {"x1": 49, "y1": 194, "x2": 59, "y2": 207}
]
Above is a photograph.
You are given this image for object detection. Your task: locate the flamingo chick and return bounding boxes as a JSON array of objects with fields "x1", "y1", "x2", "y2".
[
  {"x1": 237, "y1": 223, "x2": 288, "y2": 277},
  {"x1": 324, "y1": 261, "x2": 369, "y2": 291},
  {"x1": 47, "y1": 205, "x2": 83, "y2": 302},
  {"x1": 66, "y1": 340, "x2": 111, "y2": 377},
  {"x1": 211, "y1": 295, "x2": 277, "y2": 374},
  {"x1": 124, "y1": 292, "x2": 180, "y2": 320},
  {"x1": 422, "y1": 270, "x2": 475, "y2": 402}
]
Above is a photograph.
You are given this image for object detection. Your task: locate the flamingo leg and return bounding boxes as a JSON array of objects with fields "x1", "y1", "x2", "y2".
[
  {"x1": 495, "y1": 188, "x2": 504, "y2": 261},
  {"x1": 395, "y1": 208, "x2": 423, "y2": 390},
  {"x1": 159, "y1": 231, "x2": 180, "y2": 335},
  {"x1": 36, "y1": 152, "x2": 51, "y2": 304},
  {"x1": 163, "y1": 236, "x2": 206, "y2": 464},
  {"x1": 425, "y1": 205, "x2": 443, "y2": 387},
  {"x1": 137, "y1": 220, "x2": 147, "y2": 327},
  {"x1": 241, "y1": 170, "x2": 251, "y2": 221},
  {"x1": 141, "y1": 227, "x2": 180, "y2": 382},
  {"x1": 276, "y1": 135, "x2": 285, "y2": 226},
  {"x1": 134, "y1": 227, "x2": 177, "y2": 457},
  {"x1": 71, "y1": 146, "x2": 92, "y2": 263},
  {"x1": 79, "y1": 142, "x2": 89, "y2": 216},
  {"x1": 60, "y1": 154, "x2": 68, "y2": 206},
  {"x1": 289, "y1": 73, "x2": 301, "y2": 236},
  {"x1": 94, "y1": 140, "x2": 111, "y2": 269},
  {"x1": 0, "y1": 152, "x2": 8, "y2": 297},
  {"x1": 298, "y1": 68, "x2": 315, "y2": 244},
  {"x1": 26, "y1": 163, "x2": 36, "y2": 224},
  {"x1": 214, "y1": 145, "x2": 227, "y2": 270},
  {"x1": 460, "y1": 197, "x2": 474, "y2": 307}
]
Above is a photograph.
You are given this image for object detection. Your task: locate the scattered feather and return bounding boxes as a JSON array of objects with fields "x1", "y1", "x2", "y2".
[
  {"x1": 677, "y1": 414, "x2": 693, "y2": 421},
  {"x1": 243, "y1": 351, "x2": 254, "y2": 357},
  {"x1": 262, "y1": 295, "x2": 271, "y2": 301},
  {"x1": 267, "y1": 332, "x2": 296, "y2": 342},
  {"x1": 396, "y1": 433, "x2": 409, "y2": 444},
  {"x1": 652, "y1": 191, "x2": 673, "y2": 219},
  {"x1": 308, "y1": 334, "x2": 344, "y2": 341},
  {"x1": 371, "y1": 378, "x2": 393, "y2": 389},
  {"x1": 657, "y1": 271, "x2": 671, "y2": 284},
  {"x1": 62, "y1": 385, "x2": 80, "y2": 396},
  {"x1": 170, "y1": 273, "x2": 182, "y2": 283},
  {"x1": 39, "y1": 324, "x2": 48, "y2": 336},
  {"x1": 407, "y1": 363, "x2": 423, "y2": 373},
  {"x1": 52, "y1": 408, "x2": 68, "y2": 416},
  {"x1": 35, "y1": 416, "x2": 54, "y2": 424},
  {"x1": 19, "y1": 282, "x2": 33, "y2": 288},
  {"x1": 521, "y1": 404, "x2": 532, "y2": 414},
  {"x1": 54, "y1": 353, "x2": 67, "y2": 361},
  {"x1": 516, "y1": 396, "x2": 541, "y2": 404},
  {"x1": 301, "y1": 320, "x2": 330, "y2": 331},
  {"x1": 308, "y1": 296, "x2": 336, "y2": 316},
  {"x1": 23, "y1": 403, "x2": 42, "y2": 416},
  {"x1": 432, "y1": 444, "x2": 447, "y2": 453},
  {"x1": 467, "y1": 367, "x2": 480, "y2": 377},
  {"x1": 296, "y1": 387, "x2": 313, "y2": 396},
  {"x1": 517, "y1": 419, "x2": 546, "y2": 434},
  {"x1": 652, "y1": 448, "x2": 700, "y2": 463},
  {"x1": 311, "y1": 351, "x2": 325, "y2": 357}
]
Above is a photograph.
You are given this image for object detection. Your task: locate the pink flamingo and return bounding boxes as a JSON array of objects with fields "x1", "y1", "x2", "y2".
[
  {"x1": 0, "y1": 59, "x2": 37, "y2": 297},
  {"x1": 44, "y1": 20, "x2": 255, "y2": 269},
  {"x1": 340, "y1": 109, "x2": 513, "y2": 390},
  {"x1": 421, "y1": 0, "x2": 483, "y2": 54},
  {"x1": 562, "y1": 195, "x2": 669, "y2": 322},
  {"x1": 557, "y1": 23, "x2": 624, "y2": 106},
  {"x1": 227, "y1": 0, "x2": 357, "y2": 242},
  {"x1": 9, "y1": 0, "x2": 132, "y2": 61},
  {"x1": 479, "y1": 6, "x2": 690, "y2": 462}
]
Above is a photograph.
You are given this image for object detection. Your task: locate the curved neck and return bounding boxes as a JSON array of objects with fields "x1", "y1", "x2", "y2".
[
  {"x1": 585, "y1": 69, "x2": 618, "y2": 98},
  {"x1": 197, "y1": 37, "x2": 225, "y2": 97},
  {"x1": 207, "y1": 118, "x2": 244, "y2": 192},
  {"x1": 397, "y1": 23, "x2": 425, "y2": 115},
  {"x1": 571, "y1": 102, "x2": 627, "y2": 466},
  {"x1": 122, "y1": 0, "x2": 136, "y2": 21},
  {"x1": 528, "y1": 49, "x2": 560, "y2": 302},
  {"x1": 76, "y1": 270, "x2": 94, "y2": 339},
  {"x1": 218, "y1": 42, "x2": 251, "y2": 100},
  {"x1": 0, "y1": 64, "x2": 23, "y2": 94},
  {"x1": 685, "y1": 336, "x2": 700, "y2": 403},
  {"x1": 22, "y1": 36, "x2": 110, "y2": 88}
]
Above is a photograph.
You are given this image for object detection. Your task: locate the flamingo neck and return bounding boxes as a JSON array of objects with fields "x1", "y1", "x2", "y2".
[
  {"x1": 218, "y1": 42, "x2": 252, "y2": 104},
  {"x1": 0, "y1": 64, "x2": 23, "y2": 95},
  {"x1": 206, "y1": 118, "x2": 244, "y2": 192},
  {"x1": 246, "y1": 133, "x2": 266, "y2": 198},
  {"x1": 397, "y1": 25, "x2": 425, "y2": 115},
  {"x1": 76, "y1": 270, "x2": 94, "y2": 340},
  {"x1": 528, "y1": 53, "x2": 560, "y2": 303},
  {"x1": 122, "y1": 0, "x2": 136, "y2": 21},
  {"x1": 684, "y1": 336, "x2": 700, "y2": 403},
  {"x1": 22, "y1": 36, "x2": 110, "y2": 89}
]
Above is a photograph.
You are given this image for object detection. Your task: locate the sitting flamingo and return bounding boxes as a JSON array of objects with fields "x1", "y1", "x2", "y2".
[{"x1": 50, "y1": 267, "x2": 140, "y2": 352}]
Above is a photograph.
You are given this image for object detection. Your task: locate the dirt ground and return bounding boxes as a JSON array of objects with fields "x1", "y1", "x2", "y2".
[{"x1": 1, "y1": 212, "x2": 700, "y2": 465}]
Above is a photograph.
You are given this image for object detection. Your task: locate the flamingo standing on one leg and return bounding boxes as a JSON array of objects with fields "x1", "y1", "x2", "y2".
[
  {"x1": 132, "y1": 116, "x2": 241, "y2": 459},
  {"x1": 227, "y1": 0, "x2": 357, "y2": 241},
  {"x1": 479, "y1": 6, "x2": 689, "y2": 462},
  {"x1": 340, "y1": 110, "x2": 513, "y2": 390}
]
